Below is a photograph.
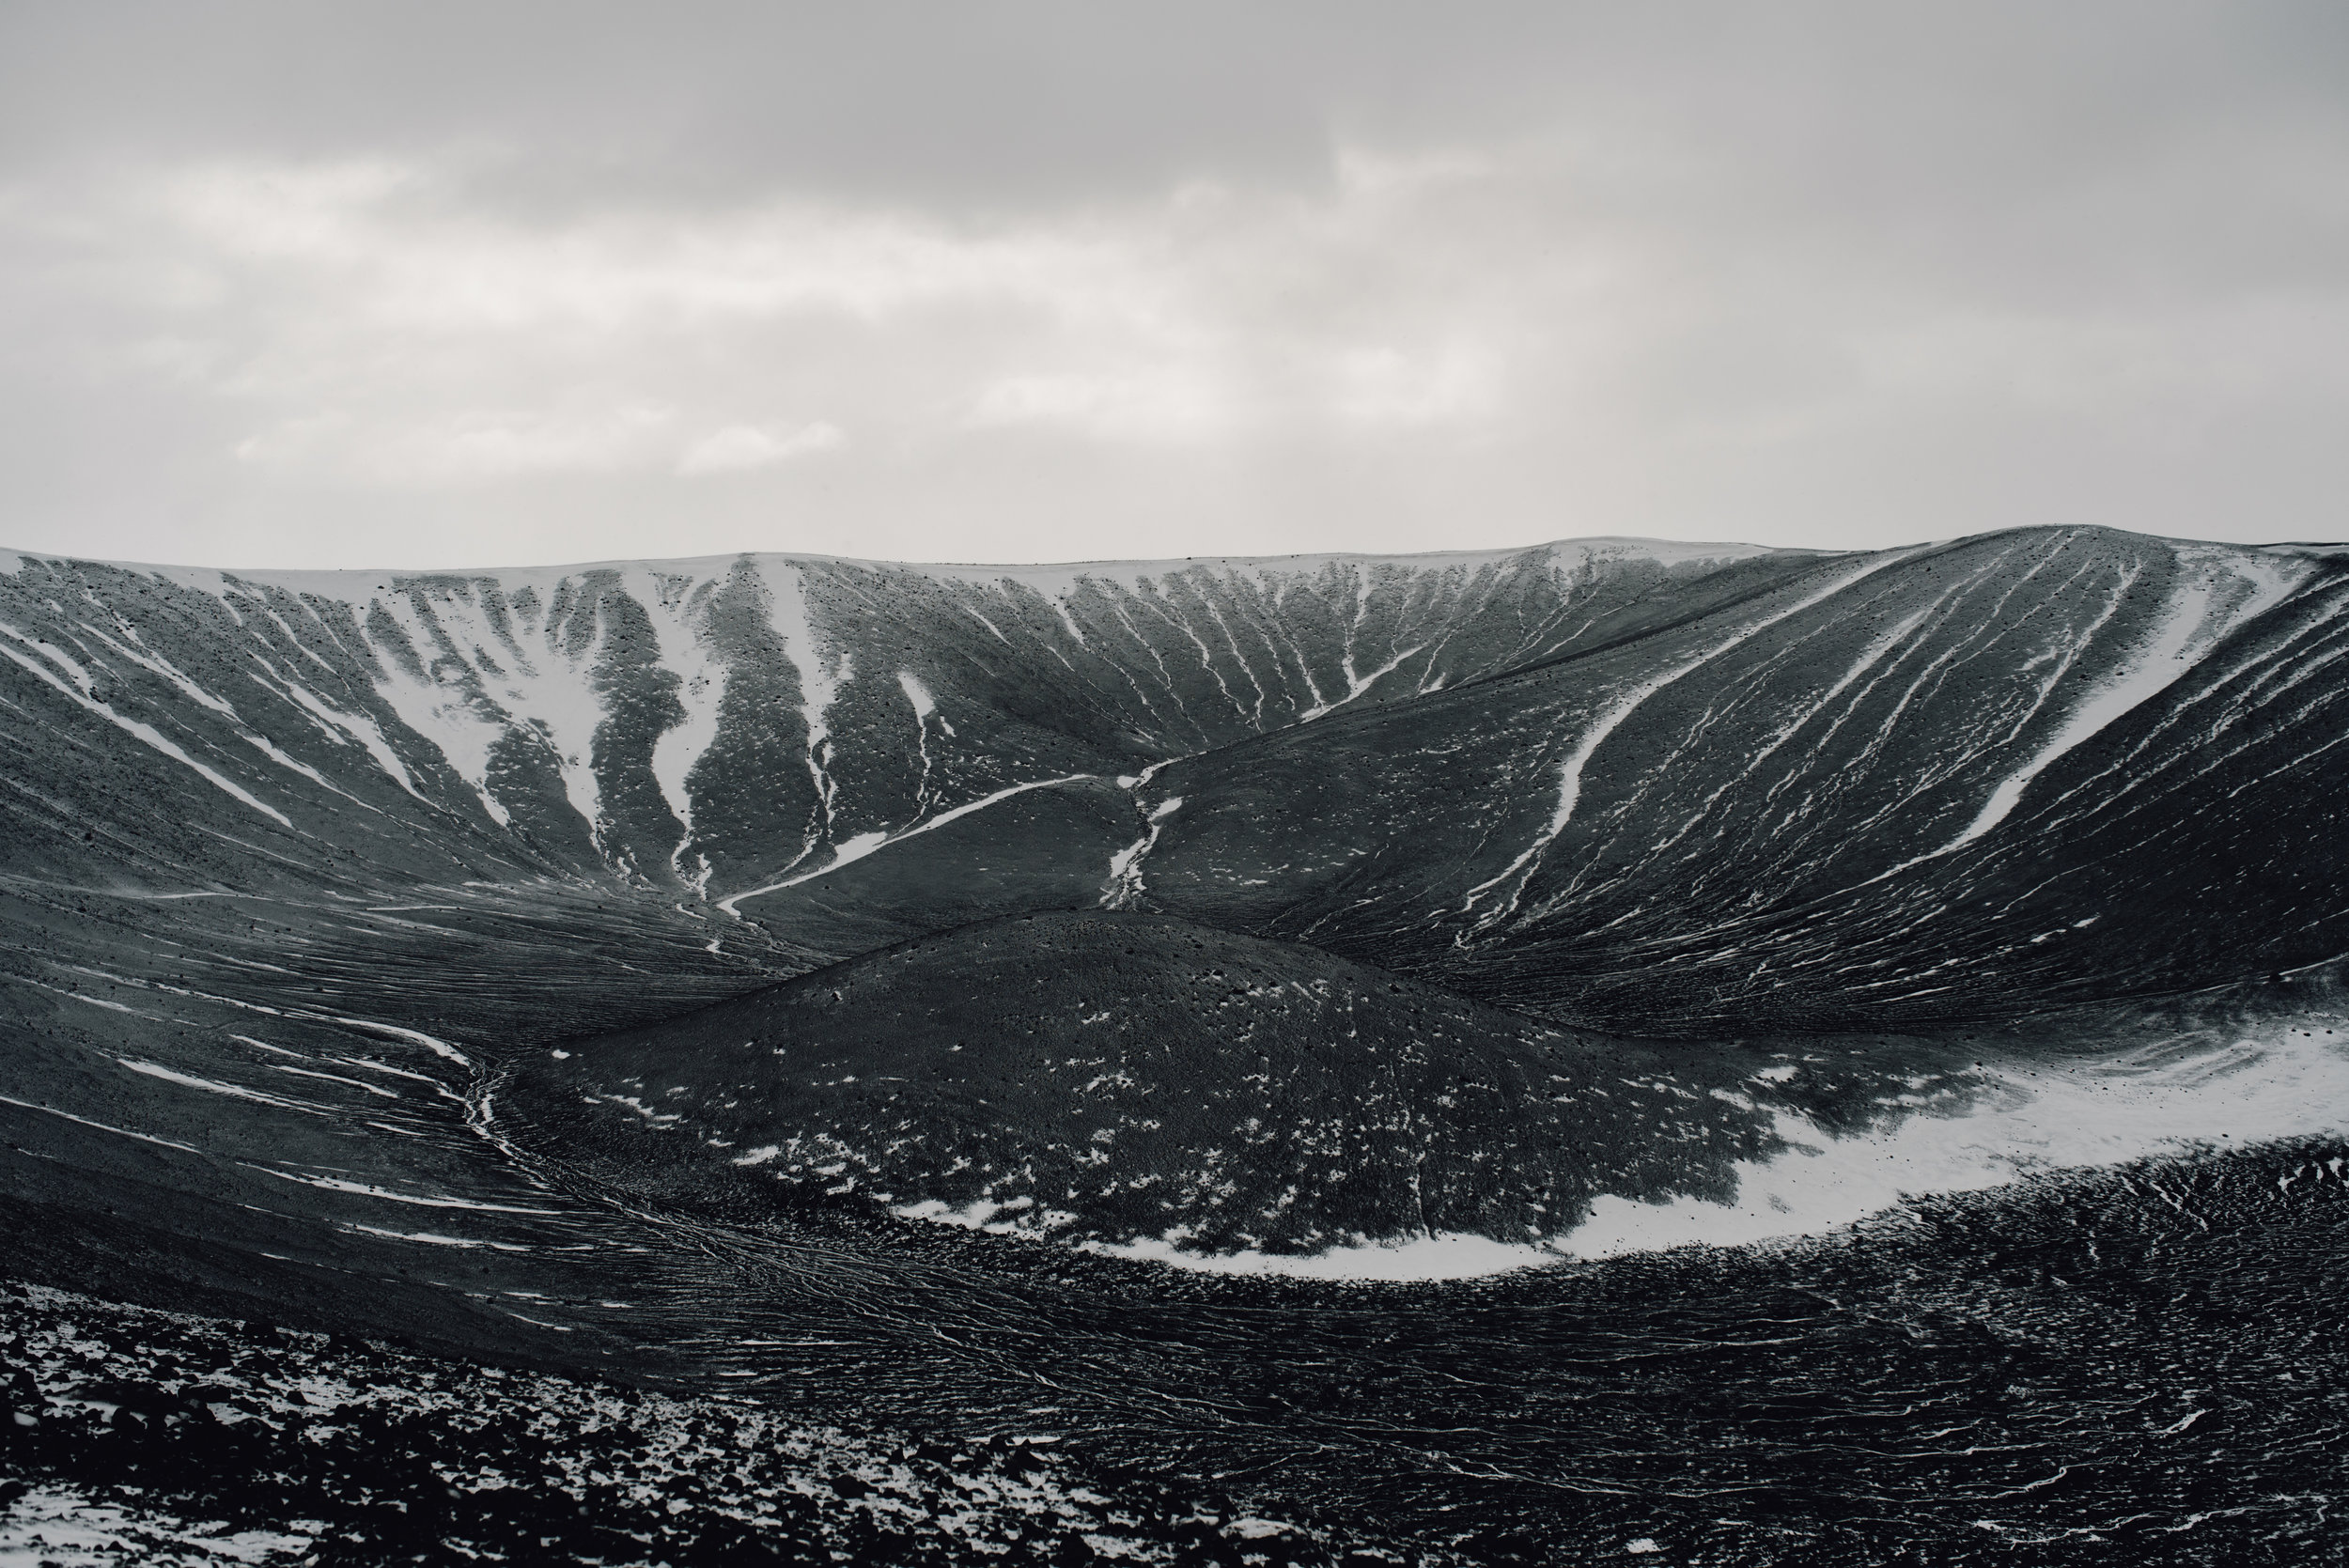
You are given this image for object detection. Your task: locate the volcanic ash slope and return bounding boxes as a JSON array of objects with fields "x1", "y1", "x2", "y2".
[{"x1": 509, "y1": 911, "x2": 1841, "y2": 1259}]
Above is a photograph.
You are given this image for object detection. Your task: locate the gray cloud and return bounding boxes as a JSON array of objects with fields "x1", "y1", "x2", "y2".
[{"x1": 2, "y1": 2, "x2": 2344, "y2": 568}]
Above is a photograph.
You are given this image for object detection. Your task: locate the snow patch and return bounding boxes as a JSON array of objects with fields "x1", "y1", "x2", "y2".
[
  {"x1": 719, "y1": 774, "x2": 1097, "y2": 914},
  {"x1": 1562, "y1": 1022, "x2": 2349, "y2": 1259},
  {"x1": 1949, "y1": 553, "x2": 2309, "y2": 850},
  {"x1": 1463, "y1": 549, "x2": 1925, "y2": 923},
  {"x1": 628, "y1": 567, "x2": 727, "y2": 878},
  {"x1": 241, "y1": 1167, "x2": 560, "y2": 1214},
  {"x1": 0, "y1": 628, "x2": 295, "y2": 829}
]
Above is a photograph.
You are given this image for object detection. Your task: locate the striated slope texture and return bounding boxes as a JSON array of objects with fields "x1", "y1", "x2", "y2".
[
  {"x1": 1118, "y1": 527, "x2": 2349, "y2": 1031},
  {"x1": 0, "y1": 532, "x2": 1856, "y2": 1321},
  {"x1": 7, "y1": 524, "x2": 2347, "y2": 1273},
  {"x1": 0, "y1": 537, "x2": 1807, "y2": 924},
  {"x1": 7, "y1": 526, "x2": 2349, "y2": 1563}
]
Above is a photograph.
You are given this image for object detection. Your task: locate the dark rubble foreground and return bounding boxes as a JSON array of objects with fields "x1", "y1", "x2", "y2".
[{"x1": 0, "y1": 1282, "x2": 1435, "y2": 1567}]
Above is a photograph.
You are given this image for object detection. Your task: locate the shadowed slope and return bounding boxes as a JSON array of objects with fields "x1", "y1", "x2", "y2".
[
  {"x1": 0, "y1": 538, "x2": 1812, "y2": 910},
  {"x1": 1121, "y1": 528, "x2": 2349, "y2": 1030},
  {"x1": 6, "y1": 528, "x2": 2349, "y2": 1563}
]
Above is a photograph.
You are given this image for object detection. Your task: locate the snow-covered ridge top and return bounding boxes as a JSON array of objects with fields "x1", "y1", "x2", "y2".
[
  {"x1": 0, "y1": 534, "x2": 1796, "y2": 591},
  {"x1": 6, "y1": 526, "x2": 2338, "y2": 595}
]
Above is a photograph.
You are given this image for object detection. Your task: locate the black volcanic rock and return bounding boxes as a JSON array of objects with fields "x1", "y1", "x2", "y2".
[
  {"x1": 1124, "y1": 527, "x2": 2349, "y2": 1029},
  {"x1": 512, "y1": 911, "x2": 1799, "y2": 1255},
  {"x1": 37, "y1": 529, "x2": 2341, "y2": 1032},
  {"x1": 2, "y1": 1281, "x2": 1430, "y2": 1568},
  {"x1": 8, "y1": 528, "x2": 2349, "y2": 1566},
  {"x1": 0, "y1": 538, "x2": 1811, "y2": 921},
  {"x1": 723, "y1": 775, "x2": 1142, "y2": 959}
]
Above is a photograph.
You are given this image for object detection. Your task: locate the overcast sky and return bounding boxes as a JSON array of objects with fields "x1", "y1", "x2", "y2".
[{"x1": 3, "y1": 2, "x2": 2344, "y2": 571}]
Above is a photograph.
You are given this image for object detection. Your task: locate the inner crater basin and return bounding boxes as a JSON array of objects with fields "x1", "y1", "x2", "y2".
[
  {"x1": 8, "y1": 527, "x2": 2349, "y2": 1562},
  {"x1": 508, "y1": 910, "x2": 1852, "y2": 1258}
]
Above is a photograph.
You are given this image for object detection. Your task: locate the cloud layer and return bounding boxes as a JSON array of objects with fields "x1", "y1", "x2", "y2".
[{"x1": 2, "y1": 3, "x2": 2345, "y2": 568}]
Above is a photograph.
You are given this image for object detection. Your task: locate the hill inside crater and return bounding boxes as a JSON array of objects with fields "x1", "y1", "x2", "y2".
[{"x1": 507, "y1": 911, "x2": 1981, "y2": 1259}]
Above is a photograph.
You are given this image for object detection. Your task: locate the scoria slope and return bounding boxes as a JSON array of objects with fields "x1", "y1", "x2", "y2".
[
  {"x1": 7, "y1": 526, "x2": 2349, "y2": 1564},
  {"x1": 0, "y1": 532, "x2": 1839, "y2": 1330},
  {"x1": 0, "y1": 537, "x2": 1808, "y2": 928},
  {"x1": 1117, "y1": 526, "x2": 2349, "y2": 1031}
]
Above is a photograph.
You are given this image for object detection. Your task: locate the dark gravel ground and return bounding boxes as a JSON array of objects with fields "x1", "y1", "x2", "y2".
[
  {"x1": 0, "y1": 1280, "x2": 1443, "y2": 1567},
  {"x1": 6, "y1": 1134, "x2": 2347, "y2": 1565}
]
